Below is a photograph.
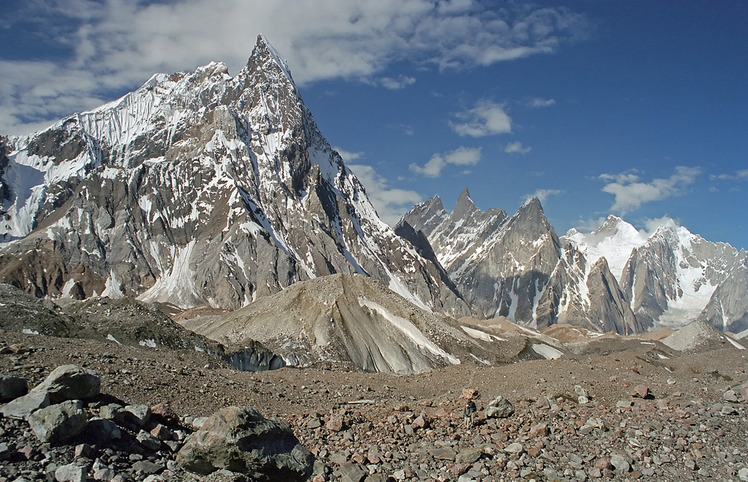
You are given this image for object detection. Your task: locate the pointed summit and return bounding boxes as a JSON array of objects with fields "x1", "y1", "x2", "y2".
[
  {"x1": 452, "y1": 187, "x2": 478, "y2": 220},
  {"x1": 243, "y1": 35, "x2": 296, "y2": 88}
]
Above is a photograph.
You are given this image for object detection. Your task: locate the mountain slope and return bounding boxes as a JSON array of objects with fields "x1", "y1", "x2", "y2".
[
  {"x1": 178, "y1": 273, "x2": 497, "y2": 374},
  {"x1": 0, "y1": 36, "x2": 468, "y2": 316}
]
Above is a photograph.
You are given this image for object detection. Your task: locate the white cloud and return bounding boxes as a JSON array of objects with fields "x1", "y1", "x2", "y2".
[
  {"x1": 523, "y1": 189, "x2": 562, "y2": 204},
  {"x1": 450, "y1": 100, "x2": 511, "y2": 137},
  {"x1": 504, "y1": 141, "x2": 531, "y2": 154},
  {"x1": 409, "y1": 146, "x2": 481, "y2": 178},
  {"x1": 710, "y1": 169, "x2": 748, "y2": 181},
  {"x1": 600, "y1": 166, "x2": 701, "y2": 214},
  {"x1": 334, "y1": 148, "x2": 364, "y2": 162},
  {"x1": 0, "y1": 0, "x2": 587, "y2": 134},
  {"x1": 377, "y1": 76, "x2": 417, "y2": 90},
  {"x1": 529, "y1": 97, "x2": 556, "y2": 108},
  {"x1": 347, "y1": 163, "x2": 422, "y2": 226}
]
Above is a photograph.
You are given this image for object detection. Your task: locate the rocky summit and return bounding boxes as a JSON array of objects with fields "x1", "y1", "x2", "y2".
[{"x1": 0, "y1": 35, "x2": 466, "y2": 318}]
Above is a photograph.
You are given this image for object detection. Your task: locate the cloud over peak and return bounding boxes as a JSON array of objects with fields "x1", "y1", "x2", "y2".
[
  {"x1": 0, "y1": 0, "x2": 587, "y2": 134},
  {"x1": 410, "y1": 146, "x2": 482, "y2": 178},
  {"x1": 601, "y1": 166, "x2": 701, "y2": 214}
]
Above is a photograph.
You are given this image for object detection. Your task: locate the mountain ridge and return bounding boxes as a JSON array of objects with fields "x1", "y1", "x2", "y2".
[{"x1": 0, "y1": 35, "x2": 469, "y2": 318}]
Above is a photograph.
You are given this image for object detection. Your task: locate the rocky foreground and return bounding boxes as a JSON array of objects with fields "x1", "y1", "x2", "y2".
[{"x1": 1, "y1": 329, "x2": 747, "y2": 481}]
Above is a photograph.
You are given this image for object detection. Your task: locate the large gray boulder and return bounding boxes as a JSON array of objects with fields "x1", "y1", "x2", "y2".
[
  {"x1": 176, "y1": 406, "x2": 313, "y2": 481},
  {"x1": 31, "y1": 365, "x2": 100, "y2": 403},
  {"x1": 27, "y1": 400, "x2": 88, "y2": 443},
  {"x1": 0, "y1": 389, "x2": 50, "y2": 420}
]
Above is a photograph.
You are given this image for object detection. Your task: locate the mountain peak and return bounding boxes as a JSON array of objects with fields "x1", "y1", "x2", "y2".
[
  {"x1": 452, "y1": 187, "x2": 477, "y2": 219},
  {"x1": 517, "y1": 196, "x2": 544, "y2": 216},
  {"x1": 245, "y1": 34, "x2": 294, "y2": 85}
]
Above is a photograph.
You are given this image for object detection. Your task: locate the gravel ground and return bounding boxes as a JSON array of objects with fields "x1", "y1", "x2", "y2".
[{"x1": 1, "y1": 328, "x2": 747, "y2": 480}]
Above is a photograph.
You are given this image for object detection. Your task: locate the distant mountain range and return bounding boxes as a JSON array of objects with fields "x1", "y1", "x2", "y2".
[
  {"x1": 400, "y1": 189, "x2": 748, "y2": 333},
  {"x1": 1, "y1": 34, "x2": 746, "y2": 356}
]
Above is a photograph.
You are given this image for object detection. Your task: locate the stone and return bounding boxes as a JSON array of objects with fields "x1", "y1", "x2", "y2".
[
  {"x1": 335, "y1": 462, "x2": 366, "y2": 482},
  {"x1": 325, "y1": 415, "x2": 344, "y2": 432},
  {"x1": 150, "y1": 423, "x2": 173, "y2": 441},
  {"x1": 504, "y1": 443, "x2": 523, "y2": 455},
  {"x1": 723, "y1": 389, "x2": 738, "y2": 403},
  {"x1": 738, "y1": 467, "x2": 748, "y2": 481},
  {"x1": 28, "y1": 400, "x2": 88, "y2": 443},
  {"x1": 54, "y1": 463, "x2": 87, "y2": 482},
  {"x1": 92, "y1": 459, "x2": 116, "y2": 481},
  {"x1": 120, "y1": 404, "x2": 151, "y2": 428},
  {"x1": 0, "y1": 389, "x2": 50, "y2": 419},
  {"x1": 528, "y1": 422, "x2": 549, "y2": 438},
  {"x1": 428, "y1": 446, "x2": 456, "y2": 461},
  {"x1": 0, "y1": 442, "x2": 11, "y2": 461},
  {"x1": 0, "y1": 374, "x2": 28, "y2": 402},
  {"x1": 574, "y1": 385, "x2": 591, "y2": 404},
  {"x1": 176, "y1": 406, "x2": 313, "y2": 481},
  {"x1": 462, "y1": 388, "x2": 479, "y2": 399},
  {"x1": 85, "y1": 417, "x2": 122, "y2": 444},
  {"x1": 136, "y1": 430, "x2": 162, "y2": 451},
  {"x1": 132, "y1": 460, "x2": 163, "y2": 475},
  {"x1": 150, "y1": 402, "x2": 180, "y2": 425},
  {"x1": 411, "y1": 415, "x2": 427, "y2": 429},
  {"x1": 455, "y1": 446, "x2": 483, "y2": 465},
  {"x1": 610, "y1": 453, "x2": 630, "y2": 472},
  {"x1": 485, "y1": 395, "x2": 514, "y2": 418},
  {"x1": 630, "y1": 384, "x2": 652, "y2": 399},
  {"x1": 32, "y1": 365, "x2": 100, "y2": 403}
]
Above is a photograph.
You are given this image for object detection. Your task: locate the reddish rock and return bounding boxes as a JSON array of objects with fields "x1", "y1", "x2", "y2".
[
  {"x1": 631, "y1": 385, "x2": 652, "y2": 399},
  {"x1": 412, "y1": 415, "x2": 428, "y2": 429},
  {"x1": 462, "y1": 388, "x2": 479, "y2": 399},
  {"x1": 528, "y1": 422, "x2": 549, "y2": 438},
  {"x1": 325, "y1": 416, "x2": 344, "y2": 432}
]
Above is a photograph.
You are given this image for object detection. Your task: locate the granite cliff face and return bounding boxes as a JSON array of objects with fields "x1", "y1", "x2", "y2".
[{"x1": 0, "y1": 36, "x2": 467, "y2": 317}]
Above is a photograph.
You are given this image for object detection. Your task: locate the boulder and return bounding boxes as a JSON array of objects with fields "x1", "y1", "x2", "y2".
[
  {"x1": 28, "y1": 400, "x2": 87, "y2": 443},
  {"x1": 0, "y1": 374, "x2": 28, "y2": 402},
  {"x1": 0, "y1": 389, "x2": 50, "y2": 419},
  {"x1": 484, "y1": 395, "x2": 515, "y2": 419},
  {"x1": 176, "y1": 406, "x2": 313, "y2": 481},
  {"x1": 32, "y1": 365, "x2": 100, "y2": 403}
]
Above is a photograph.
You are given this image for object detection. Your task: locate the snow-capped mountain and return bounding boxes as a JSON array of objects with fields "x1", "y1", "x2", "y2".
[
  {"x1": 399, "y1": 190, "x2": 640, "y2": 334},
  {"x1": 565, "y1": 216, "x2": 748, "y2": 332},
  {"x1": 0, "y1": 35, "x2": 468, "y2": 316}
]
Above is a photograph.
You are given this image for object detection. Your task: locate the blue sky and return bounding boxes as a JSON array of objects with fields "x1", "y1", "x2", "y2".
[{"x1": 1, "y1": 1, "x2": 746, "y2": 249}]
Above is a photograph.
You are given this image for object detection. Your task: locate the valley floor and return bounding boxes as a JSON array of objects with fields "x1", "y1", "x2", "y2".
[{"x1": 1, "y1": 330, "x2": 747, "y2": 481}]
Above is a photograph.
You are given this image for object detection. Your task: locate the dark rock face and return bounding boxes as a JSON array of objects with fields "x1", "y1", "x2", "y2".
[
  {"x1": 0, "y1": 35, "x2": 467, "y2": 318},
  {"x1": 176, "y1": 406, "x2": 313, "y2": 481}
]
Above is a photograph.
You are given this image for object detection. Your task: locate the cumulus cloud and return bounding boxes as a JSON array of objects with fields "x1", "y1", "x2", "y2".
[
  {"x1": 600, "y1": 166, "x2": 701, "y2": 214},
  {"x1": 0, "y1": 0, "x2": 587, "y2": 134},
  {"x1": 450, "y1": 100, "x2": 511, "y2": 137},
  {"x1": 347, "y1": 163, "x2": 422, "y2": 226},
  {"x1": 523, "y1": 189, "x2": 562, "y2": 204},
  {"x1": 504, "y1": 141, "x2": 531, "y2": 154},
  {"x1": 409, "y1": 146, "x2": 481, "y2": 178}
]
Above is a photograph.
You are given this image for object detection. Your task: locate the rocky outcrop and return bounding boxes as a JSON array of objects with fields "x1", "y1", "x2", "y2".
[{"x1": 0, "y1": 365, "x2": 315, "y2": 481}]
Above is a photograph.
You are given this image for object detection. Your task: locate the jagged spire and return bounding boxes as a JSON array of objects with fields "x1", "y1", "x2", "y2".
[{"x1": 248, "y1": 34, "x2": 294, "y2": 84}]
